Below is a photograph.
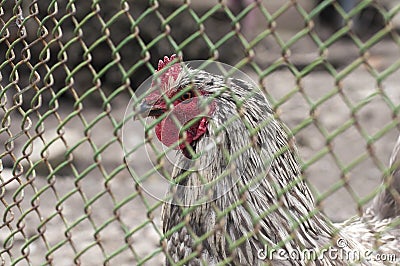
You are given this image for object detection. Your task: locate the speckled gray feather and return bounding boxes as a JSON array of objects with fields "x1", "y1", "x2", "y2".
[{"x1": 161, "y1": 68, "x2": 400, "y2": 266}]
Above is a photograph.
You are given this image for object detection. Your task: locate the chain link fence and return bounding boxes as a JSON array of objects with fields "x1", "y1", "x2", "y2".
[{"x1": 1, "y1": 0, "x2": 400, "y2": 265}]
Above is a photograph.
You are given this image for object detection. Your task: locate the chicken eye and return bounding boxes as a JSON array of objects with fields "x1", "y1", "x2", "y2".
[{"x1": 180, "y1": 91, "x2": 193, "y2": 102}]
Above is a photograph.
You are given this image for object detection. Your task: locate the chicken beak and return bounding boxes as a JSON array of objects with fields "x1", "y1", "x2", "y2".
[
  {"x1": 133, "y1": 101, "x2": 152, "y2": 119},
  {"x1": 134, "y1": 101, "x2": 165, "y2": 119}
]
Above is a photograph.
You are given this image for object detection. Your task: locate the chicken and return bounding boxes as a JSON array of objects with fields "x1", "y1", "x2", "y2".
[{"x1": 136, "y1": 55, "x2": 400, "y2": 265}]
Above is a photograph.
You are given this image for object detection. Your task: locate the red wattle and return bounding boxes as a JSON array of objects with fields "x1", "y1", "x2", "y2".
[
  {"x1": 155, "y1": 116, "x2": 202, "y2": 150},
  {"x1": 155, "y1": 118, "x2": 181, "y2": 148},
  {"x1": 154, "y1": 96, "x2": 214, "y2": 150}
]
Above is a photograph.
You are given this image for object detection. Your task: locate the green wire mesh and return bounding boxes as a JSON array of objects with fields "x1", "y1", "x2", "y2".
[{"x1": 1, "y1": 0, "x2": 399, "y2": 265}]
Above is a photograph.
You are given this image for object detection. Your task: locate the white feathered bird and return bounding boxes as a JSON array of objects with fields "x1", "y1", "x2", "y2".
[{"x1": 137, "y1": 55, "x2": 400, "y2": 265}]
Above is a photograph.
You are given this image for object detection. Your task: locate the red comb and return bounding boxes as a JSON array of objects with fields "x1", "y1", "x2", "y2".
[
  {"x1": 153, "y1": 54, "x2": 182, "y2": 91},
  {"x1": 158, "y1": 54, "x2": 178, "y2": 71}
]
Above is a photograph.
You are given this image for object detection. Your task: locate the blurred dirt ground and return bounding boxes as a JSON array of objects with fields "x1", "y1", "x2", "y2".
[{"x1": 1, "y1": 1, "x2": 400, "y2": 265}]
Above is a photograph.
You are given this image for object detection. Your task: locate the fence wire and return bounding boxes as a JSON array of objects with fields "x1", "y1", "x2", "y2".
[{"x1": 1, "y1": 0, "x2": 400, "y2": 265}]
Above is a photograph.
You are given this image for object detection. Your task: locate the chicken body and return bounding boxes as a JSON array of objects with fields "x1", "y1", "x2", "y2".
[{"x1": 139, "y1": 56, "x2": 400, "y2": 265}]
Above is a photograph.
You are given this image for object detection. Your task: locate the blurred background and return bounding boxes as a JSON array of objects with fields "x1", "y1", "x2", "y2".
[{"x1": 1, "y1": 0, "x2": 400, "y2": 265}]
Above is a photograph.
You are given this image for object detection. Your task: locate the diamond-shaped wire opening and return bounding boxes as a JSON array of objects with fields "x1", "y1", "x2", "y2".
[{"x1": 1, "y1": 1, "x2": 400, "y2": 265}]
